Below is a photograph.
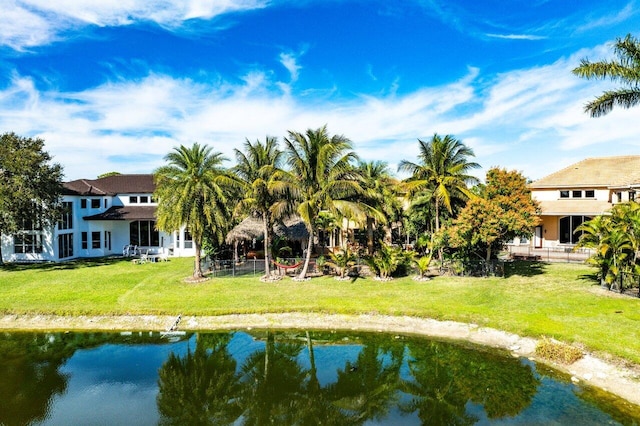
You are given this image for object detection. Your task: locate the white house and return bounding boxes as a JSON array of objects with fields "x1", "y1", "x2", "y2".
[{"x1": 1, "y1": 174, "x2": 196, "y2": 262}]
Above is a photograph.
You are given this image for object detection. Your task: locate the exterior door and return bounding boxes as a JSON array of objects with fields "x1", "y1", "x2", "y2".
[{"x1": 534, "y1": 226, "x2": 543, "y2": 248}]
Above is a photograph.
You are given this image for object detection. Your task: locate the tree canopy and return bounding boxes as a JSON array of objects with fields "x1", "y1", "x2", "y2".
[
  {"x1": 283, "y1": 126, "x2": 364, "y2": 278},
  {"x1": 447, "y1": 168, "x2": 539, "y2": 261},
  {"x1": 154, "y1": 143, "x2": 239, "y2": 280},
  {"x1": 399, "y1": 134, "x2": 479, "y2": 234},
  {"x1": 0, "y1": 132, "x2": 64, "y2": 264}
]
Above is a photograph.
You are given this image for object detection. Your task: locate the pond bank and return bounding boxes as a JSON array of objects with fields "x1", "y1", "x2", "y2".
[{"x1": 2, "y1": 312, "x2": 640, "y2": 408}]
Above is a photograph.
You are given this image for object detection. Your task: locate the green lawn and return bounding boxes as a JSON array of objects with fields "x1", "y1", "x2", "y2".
[{"x1": 1, "y1": 258, "x2": 639, "y2": 363}]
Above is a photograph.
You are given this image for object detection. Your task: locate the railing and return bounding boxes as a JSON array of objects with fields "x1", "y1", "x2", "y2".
[{"x1": 506, "y1": 245, "x2": 594, "y2": 263}]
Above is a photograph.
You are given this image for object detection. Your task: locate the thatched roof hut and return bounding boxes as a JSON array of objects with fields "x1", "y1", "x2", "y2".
[
  {"x1": 274, "y1": 216, "x2": 309, "y2": 241},
  {"x1": 225, "y1": 215, "x2": 264, "y2": 245},
  {"x1": 225, "y1": 215, "x2": 309, "y2": 244}
]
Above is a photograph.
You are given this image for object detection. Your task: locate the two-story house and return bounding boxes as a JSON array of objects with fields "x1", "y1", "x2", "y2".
[
  {"x1": 529, "y1": 156, "x2": 640, "y2": 249},
  {"x1": 1, "y1": 174, "x2": 196, "y2": 262}
]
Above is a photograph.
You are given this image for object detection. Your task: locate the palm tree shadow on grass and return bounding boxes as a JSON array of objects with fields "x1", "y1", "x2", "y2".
[
  {"x1": 0, "y1": 257, "x2": 131, "y2": 272},
  {"x1": 503, "y1": 260, "x2": 546, "y2": 278},
  {"x1": 578, "y1": 271, "x2": 600, "y2": 286}
]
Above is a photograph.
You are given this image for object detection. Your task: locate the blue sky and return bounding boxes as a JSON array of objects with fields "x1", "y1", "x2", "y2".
[{"x1": 1, "y1": 0, "x2": 640, "y2": 181}]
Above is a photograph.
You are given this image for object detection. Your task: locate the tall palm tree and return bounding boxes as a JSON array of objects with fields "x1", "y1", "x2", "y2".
[
  {"x1": 154, "y1": 143, "x2": 238, "y2": 280},
  {"x1": 233, "y1": 136, "x2": 286, "y2": 278},
  {"x1": 573, "y1": 34, "x2": 640, "y2": 117},
  {"x1": 283, "y1": 126, "x2": 364, "y2": 279},
  {"x1": 398, "y1": 134, "x2": 479, "y2": 234},
  {"x1": 357, "y1": 161, "x2": 402, "y2": 254}
]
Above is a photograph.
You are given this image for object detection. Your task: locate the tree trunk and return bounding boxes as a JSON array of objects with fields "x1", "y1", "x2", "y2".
[
  {"x1": 193, "y1": 239, "x2": 203, "y2": 279},
  {"x1": 262, "y1": 213, "x2": 271, "y2": 277},
  {"x1": 297, "y1": 228, "x2": 314, "y2": 279},
  {"x1": 367, "y1": 217, "x2": 374, "y2": 255},
  {"x1": 0, "y1": 243, "x2": 3, "y2": 266},
  {"x1": 435, "y1": 200, "x2": 443, "y2": 261}
]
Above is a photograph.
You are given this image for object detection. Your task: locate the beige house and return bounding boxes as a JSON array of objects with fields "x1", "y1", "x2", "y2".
[{"x1": 529, "y1": 156, "x2": 640, "y2": 249}]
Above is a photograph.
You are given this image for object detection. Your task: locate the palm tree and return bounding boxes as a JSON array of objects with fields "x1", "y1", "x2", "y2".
[
  {"x1": 573, "y1": 34, "x2": 640, "y2": 117},
  {"x1": 154, "y1": 143, "x2": 238, "y2": 280},
  {"x1": 357, "y1": 160, "x2": 401, "y2": 254},
  {"x1": 398, "y1": 134, "x2": 479, "y2": 238},
  {"x1": 283, "y1": 126, "x2": 364, "y2": 279},
  {"x1": 233, "y1": 136, "x2": 286, "y2": 278}
]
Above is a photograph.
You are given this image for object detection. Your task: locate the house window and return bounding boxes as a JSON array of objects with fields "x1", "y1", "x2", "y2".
[
  {"x1": 572, "y1": 190, "x2": 582, "y2": 198},
  {"x1": 57, "y1": 233, "x2": 73, "y2": 258},
  {"x1": 560, "y1": 190, "x2": 569, "y2": 198},
  {"x1": 184, "y1": 229, "x2": 193, "y2": 249},
  {"x1": 57, "y1": 202, "x2": 73, "y2": 230},
  {"x1": 585, "y1": 190, "x2": 595, "y2": 198},
  {"x1": 617, "y1": 192, "x2": 623, "y2": 202},
  {"x1": 559, "y1": 215, "x2": 591, "y2": 244},
  {"x1": 129, "y1": 196, "x2": 138, "y2": 204},
  {"x1": 140, "y1": 196, "x2": 149, "y2": 203},
  {"x1": 105, "y1": 231, "x2": 111, "y2": 250},
  {"x1": 104, "y1": 199, "x2": 108, "y2": 208},
  {"x1": 14, "y1": 233, "x2": 43, "y2": 254},
  {"x1": 92, "y1": 231, "x2": 101, "y2": 249},
  {"x1": 129, "y1": 220, "x2": 159, "y2": 246},
  {"x1": 91, "y1": 199, "x2": 100, "y2": 209},
  {"x1": 630, "y1": 191, "x2": 636, "y2": 202},
  {"x1": 15, "y1": 211, "x2": 44, "y2": 254},
  {"x1": 81, "y1": 199, "x2": 87, "y2": 209},
  {"x1": 81, "y1": 232, "x2": 88, "y2": 249}
]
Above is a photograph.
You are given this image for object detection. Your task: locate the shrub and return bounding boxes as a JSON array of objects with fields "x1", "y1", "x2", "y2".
[
  {"x1": 413, "y1": 254, "x2": 433, "y2": 278},
  {"x1": 535, "y1": 337, "x2": 583, "y2": 364},
  {"x1": 365, "y1": 243, "x2": 414, "y2": 279},
  {"x1": 326, "y1": 247, "x2": 358, "y2": 278}
]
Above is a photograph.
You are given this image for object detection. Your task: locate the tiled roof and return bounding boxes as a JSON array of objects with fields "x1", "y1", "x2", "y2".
[
  {"x1": 536, "y1": 200, "x2": 613, "y2": 216},
  {"x1": 64, "y1": 174, "x2": 155, "y2": 195},
  {"x1": 530, "y1": 156, "x2": 640, "y2": 188},
  {"x1": 83, "y1": 205, "x2": 157, "y2": 221}
]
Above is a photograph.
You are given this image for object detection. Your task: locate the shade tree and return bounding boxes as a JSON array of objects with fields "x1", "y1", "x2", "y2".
[
  {"x1": 447, "y1": 168, "x2": 540, "y2": 262},
  {"x1": 0, "y1": 133, "x2": 64, "y2": 264}
]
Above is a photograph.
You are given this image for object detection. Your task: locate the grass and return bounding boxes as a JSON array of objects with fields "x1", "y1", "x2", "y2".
[{"x1": 1, "y1": 258, "x2": 639, "y2": 364}]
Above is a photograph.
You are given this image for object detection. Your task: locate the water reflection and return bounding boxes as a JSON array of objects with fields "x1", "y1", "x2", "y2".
[{"x1": 0, "y1": 330, "x2": 638, "y2": 425}]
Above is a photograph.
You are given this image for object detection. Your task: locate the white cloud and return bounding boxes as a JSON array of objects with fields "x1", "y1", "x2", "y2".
[
  {"x1": 0, "y1": 0, "x2": 268, "y2": 50},
  {"x1": 1, "y1": 41, "x2": 639, "y2": 182},
  {"x1": 279, "y1": 52, "x2": 302, "y2": 82},
  {"x1": 485, "y1": 33, "x2": 546, "y2": 41}
]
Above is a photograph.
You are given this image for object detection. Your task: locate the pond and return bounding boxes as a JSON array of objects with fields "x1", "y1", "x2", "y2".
[{"x1": 2, "y1": 330, "x2": 639, "y2": 425}]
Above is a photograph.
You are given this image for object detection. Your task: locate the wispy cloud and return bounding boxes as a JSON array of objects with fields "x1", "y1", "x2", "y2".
[
  {"x1": 279, "y1": 51, "x2": 302, "y2": 82},
  {"x1": 0, "y1": 0, "x2": 269, "y2": 50},
  {"x1": 486, "y1": 33, "x2": 547, "y2": 41},
  {"x1": 576, "y1": 1, "x2": 637, "y2": 32}
]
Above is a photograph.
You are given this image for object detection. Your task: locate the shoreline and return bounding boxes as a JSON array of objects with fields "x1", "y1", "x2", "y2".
[{"x1": 2, "y1": 312, "x2": 640, "y2": 408}]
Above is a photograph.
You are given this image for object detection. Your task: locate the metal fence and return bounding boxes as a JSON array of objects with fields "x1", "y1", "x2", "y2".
[
  {"x1": 506, "y1": 245, "x2": 594, "y2": 263},
  {"x1": 610, "y1": 271, "x2": 640, "y2": 297},
  {"x1": 438, "y1": 260, "x2": 506, "y2": 277},
  {"x1": 201, "y1": 257, "x2": 321, "y2": 277}
]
